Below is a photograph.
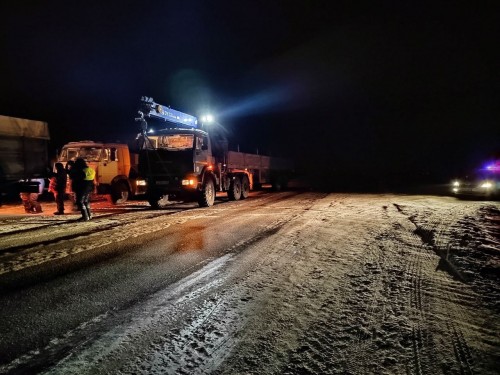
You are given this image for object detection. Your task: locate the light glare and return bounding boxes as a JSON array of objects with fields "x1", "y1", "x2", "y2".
[{"x1": 201, "y1": 114, "x2": 214, "y2": 123}]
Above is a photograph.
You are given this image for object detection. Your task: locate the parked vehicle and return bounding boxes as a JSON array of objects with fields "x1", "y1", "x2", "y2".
[
  {"x1": 57, "y1": 141, "x2": 142, "y2": 203},
  {"x1": 135, "y1": 97, "x2": 293, "y2": 208},
  {"x1": 0, "y1": 115, "x2": 50, "y2": 202},
  {"x1": 452, "y1": 160, "x2": 500, "y2": 199}
]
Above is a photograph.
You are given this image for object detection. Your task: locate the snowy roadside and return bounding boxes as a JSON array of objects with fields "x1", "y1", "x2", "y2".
[{"x1": 392, "y1": 197, "x2": 500, "y2": 312}]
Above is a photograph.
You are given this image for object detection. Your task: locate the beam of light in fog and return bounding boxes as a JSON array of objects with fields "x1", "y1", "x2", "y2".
[{"x1": 218, "y1": 86, "x2": 295, "y2": 119}]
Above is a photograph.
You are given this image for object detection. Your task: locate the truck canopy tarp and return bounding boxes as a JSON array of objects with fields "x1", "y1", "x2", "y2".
[{"x1": 0, "y1": 115, "x2": 50, "y2": 139}]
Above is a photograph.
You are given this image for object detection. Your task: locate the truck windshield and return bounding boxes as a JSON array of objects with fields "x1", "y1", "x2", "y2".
[
  {"x1": 157, "y1": 134, "x2": 194, "y2": 150},
  {"x1": 60, "y1": 147, "x2": 102, "y2": 162}
]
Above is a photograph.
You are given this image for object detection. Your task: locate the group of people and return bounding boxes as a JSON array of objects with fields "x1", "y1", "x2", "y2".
[{"x1": 21, "y1": 158, "x2": 95, "y2": 222}]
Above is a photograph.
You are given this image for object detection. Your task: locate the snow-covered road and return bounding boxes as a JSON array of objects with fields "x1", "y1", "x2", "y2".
[{"x1": 0, "y1": 192, "x2": 499, "y2": 374}]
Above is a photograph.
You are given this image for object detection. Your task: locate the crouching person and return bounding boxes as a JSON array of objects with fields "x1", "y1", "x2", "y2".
[{"x1": 19, "y1": 176, "x2": 44, "y2": 214}]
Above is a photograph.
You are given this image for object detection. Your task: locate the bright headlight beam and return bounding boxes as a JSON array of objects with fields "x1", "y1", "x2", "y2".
[{"x1": 201, "y1": 114, "x2": 214, "y2": 124}]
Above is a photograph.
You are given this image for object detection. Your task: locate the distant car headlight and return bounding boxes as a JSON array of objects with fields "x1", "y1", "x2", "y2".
[
  {"x1": 452, "y1": 181, "x2": 460, "y2": 187},
  {"x1": 136, "y1": 179, "x2": 147, "y2": 186},
  {"x1": 480, "y1": 181, "x2": 492, "y2": 189}
]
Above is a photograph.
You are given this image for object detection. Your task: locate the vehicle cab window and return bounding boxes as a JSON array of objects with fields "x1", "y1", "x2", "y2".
[
  {"x1": 196, "y1": 136, "x2": 208, "y2": 151},
  {"x1": 196, "y1": 137, "x2": 203, "y2": 150},
  {"x1": 104, "y1": 148, "x2": 118, "y2": 162}
]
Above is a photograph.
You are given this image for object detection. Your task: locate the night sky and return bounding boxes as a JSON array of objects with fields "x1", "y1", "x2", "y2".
[{"x1": 1, "y1": 1, "x2": 498, "y2": 190}]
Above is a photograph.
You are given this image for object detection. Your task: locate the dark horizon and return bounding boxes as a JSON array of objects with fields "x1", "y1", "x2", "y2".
[{"x1": 1, "y1": 2, "x2": 498, "y2": 190}]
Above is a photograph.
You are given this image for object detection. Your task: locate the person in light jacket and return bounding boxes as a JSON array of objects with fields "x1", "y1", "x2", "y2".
[{"x1": 71, "y1": 158, "x2": 95, "y2": 221}]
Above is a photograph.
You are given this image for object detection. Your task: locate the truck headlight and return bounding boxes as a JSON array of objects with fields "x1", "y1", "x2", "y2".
[
  {"x1": 452, "y1": 181, "x2": 460, "y2": 187},
  {"x1": 182, "y1": 178, "x2": 197, "y2": 187},
  {"x1": 480, "y1": 181, "x2": 492, "y2": 189},
  {"x1": 137, "y1": 179, "x2": 147, "y2": 186}
]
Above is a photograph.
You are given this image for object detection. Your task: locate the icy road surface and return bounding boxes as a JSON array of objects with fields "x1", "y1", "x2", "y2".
[{"x1": 0, "y1": 192, "x2": 499, "y2": 374}]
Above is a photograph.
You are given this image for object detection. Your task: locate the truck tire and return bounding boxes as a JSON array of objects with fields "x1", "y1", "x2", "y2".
[
  {"x1": 198, "y1": 178, "x2": 215, "y2": 207},
  {"x1": 111, "y1": 182, "x2": 129, "y2": 204},
  {"x1": 228, "y1": 177, "x2": 242, "y2": 201},
  {"x1": 148, "y1": 194, "x2": 169, "y2": 209},
  {"x1": 240, "y1": 175, "x2": 250, "y2": 199}
]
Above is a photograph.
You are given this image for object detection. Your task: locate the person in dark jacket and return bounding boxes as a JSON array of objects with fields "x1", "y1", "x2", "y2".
[
  {"x1": 71, "y1": 158, "x2": 95, "y2": 221},
  {"x1": 50, "y1": 162, "x2": 67, "y2": 215},
  {"x1": 65, "y1": 160, "x2": 79, "y2": 211}
]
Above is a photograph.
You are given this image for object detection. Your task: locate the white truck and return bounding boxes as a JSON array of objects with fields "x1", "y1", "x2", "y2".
[{"x1": 57, "y1": 141, "x2": 142, "y2": 203}]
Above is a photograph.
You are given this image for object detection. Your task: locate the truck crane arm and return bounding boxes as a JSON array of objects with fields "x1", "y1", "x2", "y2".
[{"x1": 136, "y1": 97, "x2": 198, "y2": 131}]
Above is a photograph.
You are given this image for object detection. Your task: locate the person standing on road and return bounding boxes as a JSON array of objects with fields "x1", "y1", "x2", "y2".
[
  {"x1": 66, "y1": 160, "x2": 79, "y2": 212},
  {"x1": 72, "y1": 158, "x2": 95, "y2": 221},
  {"x1": 50, "y1": 162, "x2": 68, "y2": 215}
]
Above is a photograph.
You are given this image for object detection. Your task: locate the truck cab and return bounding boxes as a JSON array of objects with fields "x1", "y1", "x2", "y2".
[
  {"x1": 138, "y1": 128, "x2": 218, "y2": 207},
  {"x1": 58, "y1": 141, "x2": 139, "y2": 203}
]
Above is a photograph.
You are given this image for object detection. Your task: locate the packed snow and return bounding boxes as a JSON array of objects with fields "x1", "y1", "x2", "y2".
[{"x1": 0, "y1": 192, "x2": 499, "y2": 374}]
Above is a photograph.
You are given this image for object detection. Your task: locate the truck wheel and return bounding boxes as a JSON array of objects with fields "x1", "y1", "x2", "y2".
[
  {"x1": 148, "y1": 194, "x2": 169, "y2": 209},
  {"x1": 111, "y1": 182, "x2": 129, "y2": 204},
  {"x1": 228, "y1": 177, "x2": 242, "y2": 201},
  {"x1": 240, "y1": 176, "x2": 250, "y2": 199},
  {"x1": 198, "y1": 178, "x2": 215, "y2": 207}
]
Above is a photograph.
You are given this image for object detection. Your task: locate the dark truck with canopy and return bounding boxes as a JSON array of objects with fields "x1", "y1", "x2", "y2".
[
  {"x1": 135, "y1": 97, "x2": 293, "y2": 208},
  {"x1": 0, "y1": 115, "x2": 50, "y2": 202}
]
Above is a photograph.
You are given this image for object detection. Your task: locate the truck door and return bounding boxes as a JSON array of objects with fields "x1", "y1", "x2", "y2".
[
  {"x1": 98, "y1": 147, "x2": 119, "y2": 185},
  {"x1": 194, "y1": 135, "x2": 211, "y2": 174}
]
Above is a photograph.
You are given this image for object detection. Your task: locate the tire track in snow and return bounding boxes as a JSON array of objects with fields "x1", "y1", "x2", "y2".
[
  {"x1": 2, "y1": 213, "x2": 295, "y2": 374},
  {"x1": 14, "y1": 195, "x2": 316, "y2": 375},
  {"x1": 206, "y1": 195, "x2": 329, "y2": 374},
  {"x1": 392, "y1": 198, "x2": 498, "y2": 374},
  {"x1": 0, "y1": 192, "x2": 316, "y2": 276},
  {"x1": 0, "y1": 210, "x2": 181, "y2": 254},
  {"x1": 2, "y1": 194, "x2": 498, "y2": 374},
  {"x1": 276, "y1": 195, "x2": 409, "y2": 374}
]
